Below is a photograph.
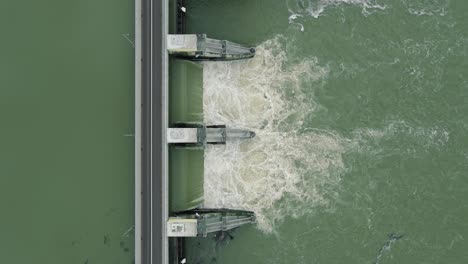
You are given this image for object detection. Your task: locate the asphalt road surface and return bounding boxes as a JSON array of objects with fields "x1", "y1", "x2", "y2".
[{"x1": 138, "y1": 0, "x2": 165, "y2": 263}]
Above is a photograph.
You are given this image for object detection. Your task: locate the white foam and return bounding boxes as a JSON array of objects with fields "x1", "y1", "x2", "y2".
[
  {"x1": 287, "y1": 0, "x2": 386, "y2": 22},
  {"x1": 352, "y1": 121, "x2": 450, "y2": 154},
  {"x1": 288, "y1": 13, "x2": 305, "y2": 32},
  {"x1": 203, "y1": 36, "x2": 347, "y2": 232},
  {"x1": 403, "y1": 0, "x2": 449, "y2": 17}
]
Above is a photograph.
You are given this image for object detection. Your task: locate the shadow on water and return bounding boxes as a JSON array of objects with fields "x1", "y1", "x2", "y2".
[
  {"x1": 184, "y1": 229, "x2": 238, "y2": 264},
  {"x1": 213, "y1": 230, "x2": 236, "y2": 246}
]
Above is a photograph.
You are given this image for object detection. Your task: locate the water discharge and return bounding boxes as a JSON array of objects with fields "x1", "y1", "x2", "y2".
[
  {"x1": 201, "y1": 36, "x2": 453, "y2": 233},
  {"x1": 203, "y1": 37, "x2": 347, "y2": 232},
  {"x1": 185, "y1": 0, "x2": 468, "y2": 263}
]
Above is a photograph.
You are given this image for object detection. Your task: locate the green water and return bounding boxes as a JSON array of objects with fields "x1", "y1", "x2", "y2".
[
  {"x1": 169, "y1": 59, "x2": 204, "y2": 125},
  {"x1": 169, "y1": 59, "x2": 205, "y2": 212},
  {"x1": 183, "y1": 0, "x2": 468, "y2": 263},
  {"x1": 169, "y1": 146, "x2": 204, "y2": 212},
  {"x1": 0, "y1": 1, "x2": 135, "y2": 263}
]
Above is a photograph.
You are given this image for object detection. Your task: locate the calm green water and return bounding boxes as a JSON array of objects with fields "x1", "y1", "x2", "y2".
[
  {"x1": 184, "y1": 0, "x2": 468, "y2": 263},
  {"x1": 0, "y1": 1, "x2": 134, "y2": 263},
  {"x1": 169, "y1": 59, "x2": 205, "y2": 212}
]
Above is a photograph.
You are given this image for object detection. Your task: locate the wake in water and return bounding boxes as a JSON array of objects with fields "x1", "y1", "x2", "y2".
[{"x1": 203, "y1": 36, "x2": 347, "y2": 232}]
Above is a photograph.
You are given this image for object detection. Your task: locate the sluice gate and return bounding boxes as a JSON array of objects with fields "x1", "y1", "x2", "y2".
[
  {"x1": 168, "y1": 209, "x2": 256, "y2": 237},
  {"x1": 168, "y1": 124, "x2": 256, "y2": 146},
  {"x1": 136, "y1": 0, "x2": 258, "y2": 263},
  {"x1": 168, "y1": 34, "x2": 256, "y2": 61}
]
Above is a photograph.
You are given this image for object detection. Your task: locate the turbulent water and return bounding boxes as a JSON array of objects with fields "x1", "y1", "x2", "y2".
[
  {"x1": 186, "y1": 0, "x2": 468, "y2": 263},
  {"x1": 203, "y1": 37, "x2": 347, "y2": 232}
]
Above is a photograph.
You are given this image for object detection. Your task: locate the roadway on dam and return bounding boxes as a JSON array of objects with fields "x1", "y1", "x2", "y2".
[{"x1": 135, "y1": 0, "x2": 168, "y2": 263}]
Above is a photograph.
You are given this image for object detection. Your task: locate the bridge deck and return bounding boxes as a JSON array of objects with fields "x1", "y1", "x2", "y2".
[{"x1": 135, "y1": 0, "x2": 168, "y2": 263}]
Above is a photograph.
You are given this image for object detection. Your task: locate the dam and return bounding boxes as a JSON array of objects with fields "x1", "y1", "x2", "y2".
[
  {"x1": 2, "y1": 0, "x2": 467, "y2": 263},
  {"x1": 134, "y1": 0, "x2": 257, "y2": 263}
]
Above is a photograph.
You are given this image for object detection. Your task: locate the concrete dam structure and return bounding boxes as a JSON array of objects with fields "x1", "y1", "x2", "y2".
[{"x1": 134, "y1": 0, "x2": 257, "y2": 263}]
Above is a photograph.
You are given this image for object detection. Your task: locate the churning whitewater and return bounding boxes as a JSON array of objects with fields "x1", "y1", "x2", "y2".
[
  {"x1": 184, "y1": 0, "x2": 468, "y2": 263},
  {"x1": 202, "y1": 36, "x2": 347, "y2": 232},
  {"x1": 201, "y1": 1, "x2": 455, "y2": 232}
]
